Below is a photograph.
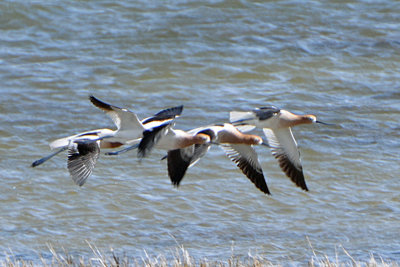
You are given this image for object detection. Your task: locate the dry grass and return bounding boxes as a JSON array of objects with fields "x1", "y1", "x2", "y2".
[{"x1": 2, "y1": 242, "x2": 398, "y2": 267}]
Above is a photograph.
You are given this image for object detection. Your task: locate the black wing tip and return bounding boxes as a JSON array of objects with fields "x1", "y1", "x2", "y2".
[
  {"x1": 297, "y1": 171, "x2": 309, "y2": 191},
  {"x1": 173, "y1": 105, "x2": 184, "y2": 114},
  {"x1": 167, "y1": 150, "x2": 190, "y2": 188},
  {"x1": 300, "y1": 182, "x2": 309, "y2": 191},
  {"x1": 291, "y1": 175, "x2": 309, "y2": 192},
  {"x1": 89, "y1": 95, "x2": 114, "y2": 111},
  {"x1": 72, "y1": 179, "x2": 86, "y2": 187},
  {"x1": 137, "y1": 141, "x2": 149, "y2": 158},
  {"x1": 292, "y1": 177, "x2": 308, "y2": 191},
  {"x1": 137, "y1": 149, "x2": 146, "y2": 159},
  {"x1": 237, "y1": 162, "x2": 271, "y2": 195},
  {"x1": 171, "y1": 180, "x2": 181, "y2": 187},
  {"x1": 141, "y1": 105, "x2": 183, "y2": 125},
  {"x1": 254, "y1": 177, "x2": 271, "y2": 195},
  {"x1": 155, "y1": 105, "x2": 184, "y2": 118},
  {"x1": 257, "y1": 106, "x2": 280, "y2": 112},
  {"x1": 275, "y1": 154, "x2": 309, "y2": 192},
  {"x1": 137, "y1": 131, "x2": 154, "y2": 158},
  {"x1": 261, "y1": 185, "x2": 271, "y2": 195},
  {"x1": 170, "y1": 177, "x2": 184, "y2": 188},
  {"x1": 170, "y1": 105, "x2": 184, "y2": 115},
  {"x1": 254, "y1": 182, "x2": 271, "y2": 195},
  {"x1": 291, "y1": 169, "x2": 309, "y2": 192},
  {"x1": 223, "y1": 146, "x2": 270, "y2": 195}
]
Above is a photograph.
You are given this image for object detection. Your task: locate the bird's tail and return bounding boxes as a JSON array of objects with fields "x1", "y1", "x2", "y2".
[
  {"x1": 229, "y1": 111, "x2": 256, "y2": 132},
  {"x1": 49, "y1": 136, "x2": 71, "y2": 150}
]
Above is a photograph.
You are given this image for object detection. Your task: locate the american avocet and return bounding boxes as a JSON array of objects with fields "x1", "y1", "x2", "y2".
[
  {"x1": 137, "y1": 121, "x2": 211, "y2": 158},
  {"x1": 230, "y1": 106, "x2": 330, "y2": 191},
  {"x1": 165, "y1": 123, "x2": 270, "y2": 194},
  {"x1": 31, "y1": 96, "x2": 183, "y2": 186},
  {"x1": 106, "y1": 120, "x2": 211, "y2": 158},
  {"x1": 89, "y1": 95, "x2": 184, "y2": 146}
]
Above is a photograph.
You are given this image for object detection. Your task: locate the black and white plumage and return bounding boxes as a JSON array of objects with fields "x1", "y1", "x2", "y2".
[
  {"x1": 89, "y1": 95, "x2": 183, "y2": 143},
  {"x1": 134, "y1": 122, "x2": 211, "y2": 160},
  {"x1": 138, "y1": 121, "x2": 173, "y2": 158},
  {"x1": 167, "y1": 148, "x2": 193, "y2": 186},
  {"x1": 221, "y1": 143, "x2": 268, "y2": 194},
  {"x1": 32, "y1": 130, "x2": 110, "y2": 186},
  {"x1": 230, "y1": 106, "x2": 328, "y2": 192},
  {"x1": 67, "y1": 140, "x2": 100, "y2": 186},
  {"x1": 263, "y1": 128, "x2": 307, "y2": 191},
  {"x1": 141, "y1": 105, "x2": 184, "y2": 125},
  {"x1": 32, "y1": 95, "x2": 184, "y2": 186},
  {"x1": 165, "y1": 123, "x2": 270, "y2": 195}
]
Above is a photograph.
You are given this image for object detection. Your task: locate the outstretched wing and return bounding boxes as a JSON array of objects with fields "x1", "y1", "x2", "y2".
[
  {"x1": 167, "y1": 148, "x2": 193, "y2": 186},
  {"x1": 229, "y1": 106, "x2": 280, "y2": 132},
  {"x1": 229, "y1": 111, "x2": 257, "y2": 132},
  {"x1": 67, "y1": 140, "x2": 100, "y2": 186},
  {"x1": 167, "y1": 143, "x2": 211, "y2": 186},
  {"x1": 253, "y1": 106, "x2": 280, "y2": 121},
  {"x1": 89, "y1": 96, "x2": 144, "y2": 136},
  {"x1": 221, "y1": 144, "x2": 270, "y2": 195},
  {"x1": 263, "y1": 128, "x2": 308, "y2": 191},
  {"x1": 49, "y1": 129, "x2": 105, "y2": 150},
  {"x1": 141, "y1": 105, "x2": 184, "y2": 125},
  {"x1": 138, "y1": 122, "x2": 172, "y2": 158}
]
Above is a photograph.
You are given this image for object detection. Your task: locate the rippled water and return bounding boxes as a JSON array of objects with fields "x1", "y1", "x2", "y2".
[{"x1": 1, "y1": 0, "x2": 400, "y2": 264}]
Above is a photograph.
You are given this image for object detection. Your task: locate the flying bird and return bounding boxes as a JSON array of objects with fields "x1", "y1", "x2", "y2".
[
  {"x1": 31, "y1": 96, "x2": 183, "y2": 186},
  {"x1": 230, "y1": 106, "x2": 330, "y2": 191},
  {"x1": 165, "y1": 123, "x2": 270, "y2": 194}
]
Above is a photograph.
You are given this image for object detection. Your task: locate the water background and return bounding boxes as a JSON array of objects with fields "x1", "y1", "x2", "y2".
[{"x1": 1, "y1": 0, "x2": 399, "y2": 265}]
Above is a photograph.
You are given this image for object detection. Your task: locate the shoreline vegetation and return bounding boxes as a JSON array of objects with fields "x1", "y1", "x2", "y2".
[{"x1": 2, "y1": 243, "x2": 398, "y2": 267}]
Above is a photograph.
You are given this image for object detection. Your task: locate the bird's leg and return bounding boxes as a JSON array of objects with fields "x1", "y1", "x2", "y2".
[
  {"x1": 105, "y1": 143, "x2": 139, "y2": 156},
  {"x1": 31, "y1": 147, "x2": 68, "y2": 167}
]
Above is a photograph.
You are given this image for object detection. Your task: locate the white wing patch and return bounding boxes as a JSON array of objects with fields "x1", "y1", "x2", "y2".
[
  {"x1": 233, "y1": 125, "x2": 256, "y2": 133},
  {"x1": 114, "y1": 108, "x2": 143, "y2": 133},
  {"x1": 262, "y1": 128, "x2": 308, "y2": 191},
  {"x1": 229, "y1": 111, "x2": 257, "y2": 133},
  {"x1": 229, "y1": 111, "x2": 256, "y2": 123},
  {"x1": 263, "y1": 128, "x2": 301, "y2": 169}
]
